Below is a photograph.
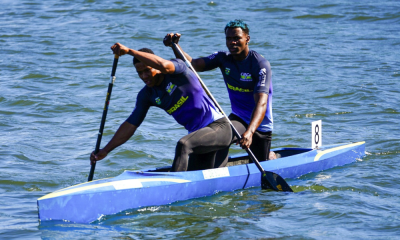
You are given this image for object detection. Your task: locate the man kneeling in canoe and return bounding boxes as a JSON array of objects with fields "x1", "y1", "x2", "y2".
[
  {"x1": 90, "y1": 43, "x2": 232, "y2": 172},
  {"x1": 164, "y1": 19, "x2": 274, "y2": 165}
]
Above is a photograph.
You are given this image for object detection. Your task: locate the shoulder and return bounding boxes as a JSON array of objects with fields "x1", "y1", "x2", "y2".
[
  {"x1": 206, "y1": 51, "x2": 230, "y2": 60},
  {"x1": 170, "y1": 58, "x2": 185, "y2": 65},
  {"x1": 202, "y1": 51, "x2": 230, "y2": 70},
  {"x1": 250, "y1": 50, "x2": 270, "y2": 69},
  {"x1": 137, "y1": 86, "x2": 152, "y2": 100},
  {"x1": 169, "y1": 58, "x2": 188, "y2": 74},
  {"x1": 249, "y1": 50, "x2": 269, "y2": 63},
  {"x1": 170, "y1": 58, "x2": 186, "y2": 68}
]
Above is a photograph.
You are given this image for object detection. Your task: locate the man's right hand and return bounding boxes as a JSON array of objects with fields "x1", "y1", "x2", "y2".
[
  {"x1": 111, "y1": 43, "x2": 130, "y2": 56},
  {"x1": 163, "y1": 33, "x2": 181, "y2": 47},
  {"x1": 90, "y1": 149, "x2": 108, "y2": 165}
]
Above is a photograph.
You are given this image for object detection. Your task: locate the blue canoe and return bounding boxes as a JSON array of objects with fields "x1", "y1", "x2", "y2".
[{"x1": 37, "y1": 141, "x2": 365, "y2": 223}]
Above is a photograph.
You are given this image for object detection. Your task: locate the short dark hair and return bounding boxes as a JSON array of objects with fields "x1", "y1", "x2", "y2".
[
  {"x1": 224, "y1": 19, "x2": 249, "y2": 35},
  {"x1": 133, "y1": 48, "x2": 155, "y2": 65}
]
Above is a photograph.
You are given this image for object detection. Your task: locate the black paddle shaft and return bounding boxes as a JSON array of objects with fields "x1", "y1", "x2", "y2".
[
  {"x1": 88, "y1": 55, "x2": 119, "y2": 182},
  {"x1": 170, "y1": 40, "x2": 293, "y2": 192}
]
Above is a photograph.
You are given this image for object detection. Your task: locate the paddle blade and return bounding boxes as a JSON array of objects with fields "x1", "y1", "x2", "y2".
[{"x1": 261, "y1": 171, "x2": 293, "y2": 192}]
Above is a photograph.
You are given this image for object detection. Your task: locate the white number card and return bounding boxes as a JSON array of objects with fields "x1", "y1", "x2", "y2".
[{"x1": 312, "y1": 120, "x2": 322, "y2": 149}]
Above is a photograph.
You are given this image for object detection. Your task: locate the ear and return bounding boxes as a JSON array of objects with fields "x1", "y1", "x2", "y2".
[{"x1": 246, "y1": 35, "x2": 250, "y2": 45}]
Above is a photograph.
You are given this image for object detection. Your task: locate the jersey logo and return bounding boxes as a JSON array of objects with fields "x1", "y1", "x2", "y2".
[
  {"x1": 240, "y1": 72, "x2": 252, "y2": 81},
  {"x1": 208, "y1": 52, "x2": 218, "y2": 60},
  {"x1": 227, "y1": 83, "x2": 252, "y2": 92},
  {"x1": 155, "y1": 97, "x2": 161, "y2": 105},
  {"x1": 167, "y1": 96, "x2": 189, "y2": 114},
  {"x1": 225, "y1": 67, "x2": 230, "y2": 75},
  {"x1": 257, "y1": 68, "x2": 267, "y2": 87},
  {"x1": 166, "y1": 82, "x2": 177, "y2": 95}
]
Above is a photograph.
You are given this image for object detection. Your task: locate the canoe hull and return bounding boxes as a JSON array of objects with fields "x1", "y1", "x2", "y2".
[{"x1": 38, "y1": 141, "x2": 365, "y2": 223}]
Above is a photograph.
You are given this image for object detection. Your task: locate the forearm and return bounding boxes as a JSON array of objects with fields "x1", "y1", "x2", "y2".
[
  {"x1": 247, "y1": 107, "x2": 266, "y2": 134},
  {"x1": 173, "y1": 44, "x2": 193, "y2": 62},
  {"x1": 247, "y1": 94, "x2": 268, "y2": 133},
  {"x1": 103, "y1": 121, "x2": 137, "y2": 153},
  {"x1": 169, "y1": 43, "x2": 204, "y2": 72},
  {"x1": 127, "y1": 49, "x2": 174, "y2": 74}
]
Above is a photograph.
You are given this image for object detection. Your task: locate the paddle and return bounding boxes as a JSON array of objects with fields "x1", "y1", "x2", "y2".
[
  {"x1": 88, "y1": 54, "x2": 119, "y2": 182},
  {"x1": 170, "y1": 40, "x2": 293, "y2": 192}
]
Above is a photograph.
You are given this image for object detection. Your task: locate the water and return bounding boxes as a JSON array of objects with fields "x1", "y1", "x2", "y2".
[{"x1": 1, "y1": 0, "x2": 399, "y2": 239}]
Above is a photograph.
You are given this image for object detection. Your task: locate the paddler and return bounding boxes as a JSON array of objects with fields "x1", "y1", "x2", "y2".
[
  {"x1": 90, "y1": 43, "x2": 232, "y2": 171},
  {"x1": 164, "y1": 19, "x2": 275, "y2": 165}
]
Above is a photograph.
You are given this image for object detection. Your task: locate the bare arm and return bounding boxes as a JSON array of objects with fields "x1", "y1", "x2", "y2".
[
  {"x1": 239, "y1": 93, "x2": 268, "y2": 149},
  {"x1": 163, "y1": 33, "x2": 206, "y2": 72},
  {"x1": 90, "y1": 121, "x2": 137, "y2": 165},
  {"x1": 111, "y1": 43, "x2": 175, "y2": 74}
]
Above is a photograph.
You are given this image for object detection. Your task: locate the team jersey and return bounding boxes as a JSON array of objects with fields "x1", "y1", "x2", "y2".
[
  {"x1": 202, "y1": 50, "x2": 273, "y2": 132},
  {"x1": 126, "y1": 59, "x2": 223, "y2": 133}
]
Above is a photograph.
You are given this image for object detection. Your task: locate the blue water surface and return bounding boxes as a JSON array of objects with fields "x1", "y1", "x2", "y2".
[{"x1": 1, "y1": 0, "x2": 399, "y2": 239}]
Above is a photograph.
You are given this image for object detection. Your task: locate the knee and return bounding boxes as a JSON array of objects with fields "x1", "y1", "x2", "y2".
[{"x1": 176, "y1": 138, "x2": 191, "y2": 154}]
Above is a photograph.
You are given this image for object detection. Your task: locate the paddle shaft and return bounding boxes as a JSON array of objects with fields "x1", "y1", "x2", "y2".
[
  {"x1": 170, "y1": 43, "x2": 269, "y2": 176},
  {"x1": 88, "y1": 54, "x2": 119, "y2": 182}
]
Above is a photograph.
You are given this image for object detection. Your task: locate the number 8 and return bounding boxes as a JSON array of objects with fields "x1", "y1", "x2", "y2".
[{"x1": 315, "y1": 124, "x2": 319, "y2": 145}]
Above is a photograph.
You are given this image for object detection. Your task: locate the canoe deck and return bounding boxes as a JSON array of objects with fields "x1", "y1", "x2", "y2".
[{"x1": 148, "y1": 147, "x2": 311, "y2": 172}]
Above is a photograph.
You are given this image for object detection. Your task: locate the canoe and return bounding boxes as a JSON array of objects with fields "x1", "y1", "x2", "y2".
[{"x1": 37, "y1": 141, "x2": 365, "y2": 223}]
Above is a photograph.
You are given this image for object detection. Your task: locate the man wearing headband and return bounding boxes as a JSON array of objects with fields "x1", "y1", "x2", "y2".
[
  {"x1": 90, "y1": 43, "x2": 232, "y2": 172},
  {"x1": 164, "y1": 19, "x2": 273, "y2": 165}
]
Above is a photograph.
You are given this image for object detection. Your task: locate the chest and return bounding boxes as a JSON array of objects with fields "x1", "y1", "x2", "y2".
[
  {"x1": 148, "y1": 76, "x2": 199, "y2": 110},
  {"x1": 221, "y1": 60, "x2": 257, "y2": 89}
]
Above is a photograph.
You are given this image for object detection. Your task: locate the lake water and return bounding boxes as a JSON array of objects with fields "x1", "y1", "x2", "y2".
[{"x1": 1, "y1": 0, "x2": 400, "y2": 239}]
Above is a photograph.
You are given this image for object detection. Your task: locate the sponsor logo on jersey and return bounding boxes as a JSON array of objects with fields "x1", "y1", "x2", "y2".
[
  {"x1": 227, "y1": 83, "x2": 253, "y2": 92},
  {"x1": 167, "y1": 96, "x2": 189, "y2": 114},
  {"x1": 166, "y1": 82, "x2": 177, "y2": 95},
  {"x1": 225, "y1": 67, "x2": 230, "y2": 75},
  {"x1": 155, "y1": 97, "x2": 161, "y2": 105},
  {"x1": 258, "y1": 68, "x2": 267, "y2": 87},
  {"x1": 240, "y1": 72, "x2": 252, "y2": 81},
  {"x1": 208, "y1": 52, "x2": 218, "y2": 60}
]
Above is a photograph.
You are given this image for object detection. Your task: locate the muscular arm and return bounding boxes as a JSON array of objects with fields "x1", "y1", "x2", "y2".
[
  {"x1": 239, "y1": 93, "x2": 268, "y2": 149},
  {"x1": 103, "y1": 121, "x2": 137, "y2": 153},
  {"x1": 163, "y1": 33, "x2": 206, "y2": 72},
  {"x1": 111, "y1": 43, "x2": 175, "y2": 74},
  {"x1": 90, "y1": 121, "x2": 138, "y2": 165},
  {"x1": 172, "y1": 44, "x2": 206, "y2": 72}
]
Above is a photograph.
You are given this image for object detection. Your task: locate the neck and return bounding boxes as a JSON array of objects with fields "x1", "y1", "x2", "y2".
[
  {"x1": 233, "y1": 47, "x2": 250, "y2": 61},
  {"x1": 154, "y1": 73, "x2": 164, "y2": 86}
]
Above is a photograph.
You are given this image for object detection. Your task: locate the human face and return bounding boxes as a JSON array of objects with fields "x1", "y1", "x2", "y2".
[
  {"x1": 134, "y1": 62, "x2": 162, "y2": 87},
  {"x1": 225, "y1": 27, "x2": 250, "y2": 60}
]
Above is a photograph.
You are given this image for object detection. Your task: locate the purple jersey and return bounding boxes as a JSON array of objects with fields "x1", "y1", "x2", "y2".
[
  {"x1": 202, "y1": 50, "x2": 273, "y2": 132},
  {"x1": 126, "y1": 59, "x2": 223, "y2": 133}
]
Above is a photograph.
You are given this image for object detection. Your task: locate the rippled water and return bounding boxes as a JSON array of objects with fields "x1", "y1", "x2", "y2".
[{"x1": 1, "y1": 0, "x2": 400, "y2": 239}]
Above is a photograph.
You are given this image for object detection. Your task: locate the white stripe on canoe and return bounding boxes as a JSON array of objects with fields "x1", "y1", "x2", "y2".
[
  {"x1": 314, "y1": 141, "x2": 365, "y2": 162},
  {"x1": 202, "y1": 167, "x2": 230, "y2": 179},
  {"x1": 38, "y1": 178, "x2": 191, "y2": 200}
]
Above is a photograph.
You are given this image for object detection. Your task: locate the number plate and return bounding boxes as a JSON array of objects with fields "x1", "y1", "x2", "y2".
[{"x1": 312, "y1": 120, "x2": 322, "y2": 149}]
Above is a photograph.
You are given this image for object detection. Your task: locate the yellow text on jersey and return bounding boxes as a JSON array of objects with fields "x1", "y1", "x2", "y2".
[
  {"x1": 227, "y1": 83, "x2": 253, "y2": 93},
  {"x1": 167, "y1": 96, "x2": 189, "y2": 114}
]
